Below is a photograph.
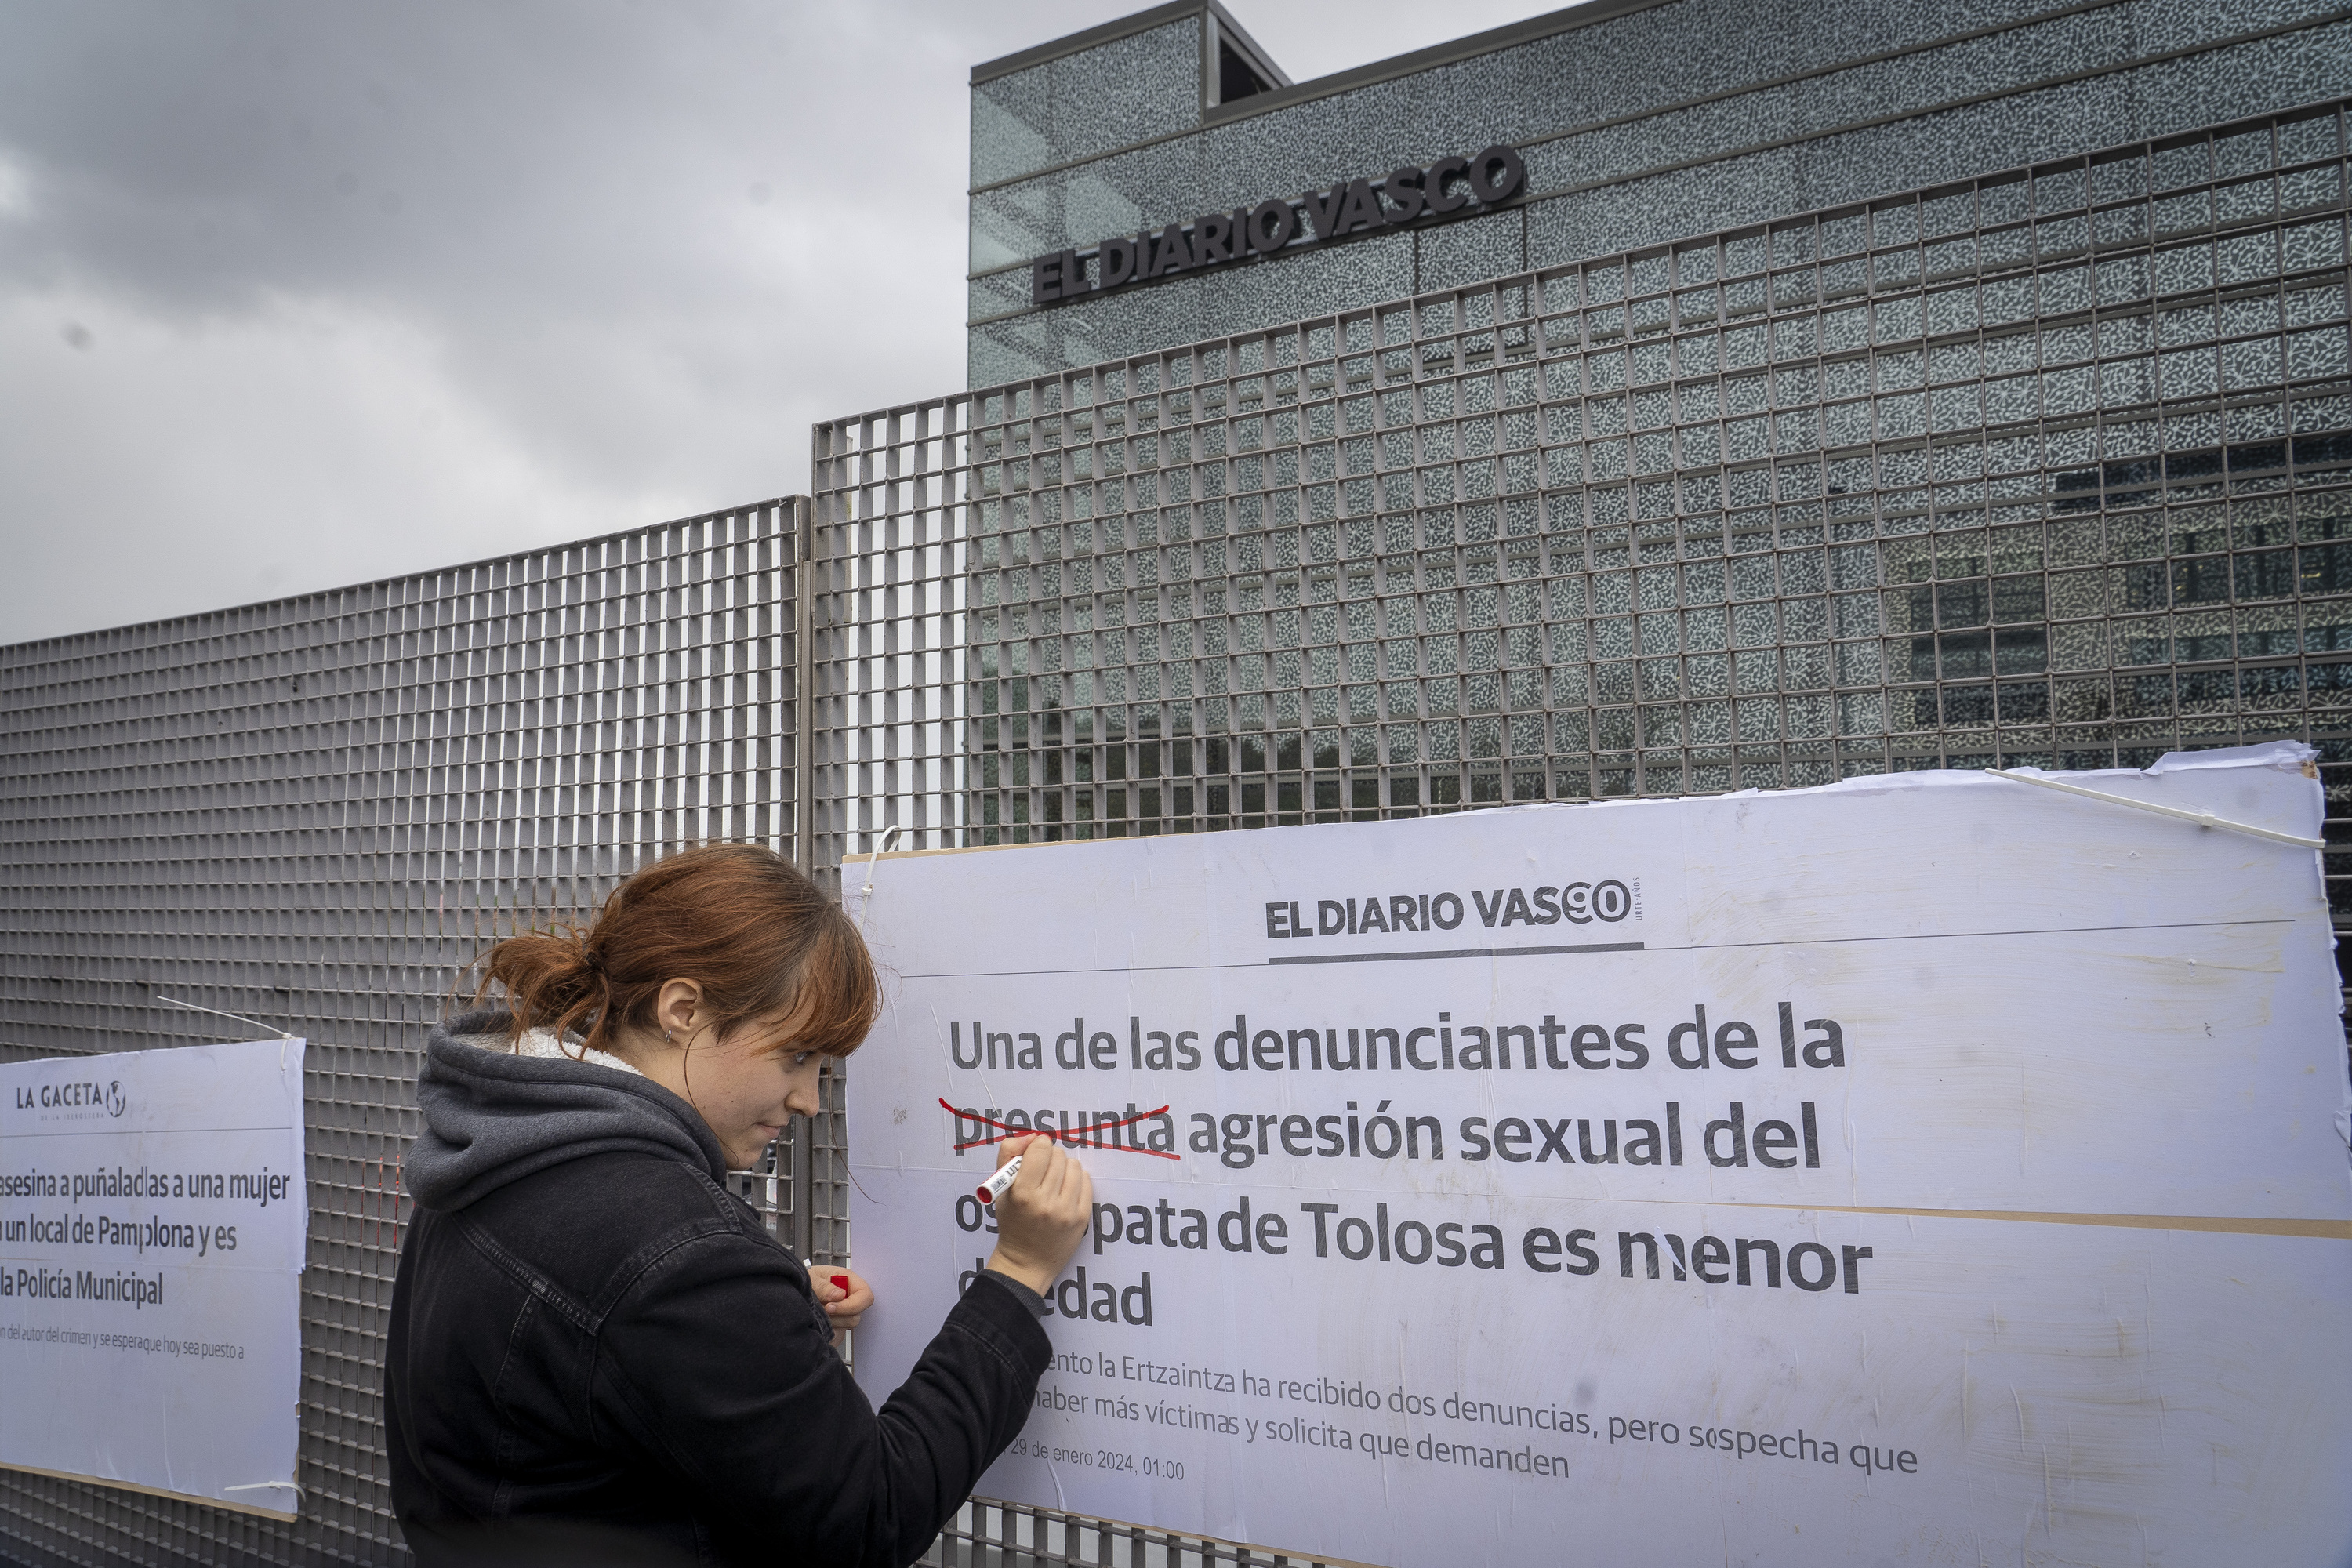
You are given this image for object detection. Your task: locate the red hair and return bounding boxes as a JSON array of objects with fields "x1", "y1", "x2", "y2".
[{"x1": 476, "y1": 844, "x2": 877, "y2": 1058}]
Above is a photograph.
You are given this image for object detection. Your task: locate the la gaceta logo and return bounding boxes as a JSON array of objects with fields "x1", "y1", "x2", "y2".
[{"x1": 12, "y1": 1078, "x2": 127, "y2": 1117}]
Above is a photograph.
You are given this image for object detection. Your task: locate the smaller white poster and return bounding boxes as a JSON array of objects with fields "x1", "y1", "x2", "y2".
[{"x1": 0, "y1": 1038, "x2": 307, "y2": 1519}]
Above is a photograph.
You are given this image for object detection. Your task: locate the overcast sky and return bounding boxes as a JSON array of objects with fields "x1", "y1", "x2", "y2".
[{"x1": 0, "y1": 1, "x2": 1565, "y2": 644}]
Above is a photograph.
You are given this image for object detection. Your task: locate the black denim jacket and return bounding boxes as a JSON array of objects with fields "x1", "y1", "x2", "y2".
[{"x1": 386, "y1": 1013, "x2": 1050, "y2": 1566}]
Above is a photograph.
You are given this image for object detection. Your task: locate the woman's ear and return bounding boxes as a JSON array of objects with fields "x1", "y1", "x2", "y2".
[{"x1": 654, "y1": 978, "x2": 705, "y2": 1040}]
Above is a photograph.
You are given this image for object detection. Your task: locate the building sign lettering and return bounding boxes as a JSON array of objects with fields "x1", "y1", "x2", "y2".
[{"x1": 1029, "y1": 146, "x2": 1526, "y2": 307}]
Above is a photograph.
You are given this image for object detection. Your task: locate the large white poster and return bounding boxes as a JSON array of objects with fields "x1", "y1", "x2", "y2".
[
  {"x1": 0, "y1": 1038, "x2": 307, "y2": 1519},
  {"x1": 849, "y1": 744, "x2": 2352, "y2": 1566}
]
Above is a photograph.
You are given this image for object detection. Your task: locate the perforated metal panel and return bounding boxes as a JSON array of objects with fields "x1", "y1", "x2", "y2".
[
  {"x1": 818, "y1": 100, "x2": 2352, "y2": 871},
  {"x1": 0, "y1": 501, "x2": 803, "y2": 1565},
  {"x1": 813, "y1": 101, "x2": 2352, "y2": 1568}
]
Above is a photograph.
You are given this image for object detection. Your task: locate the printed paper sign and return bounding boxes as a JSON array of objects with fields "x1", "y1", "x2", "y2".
[
  {"x1": 0, "y1": 1038, "x2": 307, "y2": 1518},
  {"x1": 848, "y1": 746, "x2": 2352, "y2": 1566}
]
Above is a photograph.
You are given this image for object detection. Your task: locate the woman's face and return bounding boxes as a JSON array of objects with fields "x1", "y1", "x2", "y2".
[
  {"x1": 628, "y1": 983, "x2": 828, "y2": 1169},
  {"x1": 681, "y1": 1019, "x2": 827, "y2": 1170}
]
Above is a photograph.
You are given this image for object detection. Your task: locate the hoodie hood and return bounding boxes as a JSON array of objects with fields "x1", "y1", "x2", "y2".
[{"x1": 406, "y1": 1009, "x2": 729, "y2": 1212}]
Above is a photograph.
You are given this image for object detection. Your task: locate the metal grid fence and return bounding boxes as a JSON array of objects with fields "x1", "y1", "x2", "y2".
[
  {"x1": 0, "y1": 501, "x2": 815, "y2": 1566},
  {"x1": 811, "y1": 100, "x2": 2352, "y2": 1567}
]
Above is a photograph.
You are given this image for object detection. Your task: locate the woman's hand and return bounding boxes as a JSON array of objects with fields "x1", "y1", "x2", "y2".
[
  {"x1": 984, "y1": 1134, "x2": 1092, "y2": 1298},
  {"x1": 816, "y1": 1268, "x2": 872, "y2": 1338}
]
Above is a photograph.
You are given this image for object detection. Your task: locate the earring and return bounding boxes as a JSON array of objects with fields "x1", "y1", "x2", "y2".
[{"x1": 665, "y1": 1029, "x2": 676, "y2": 1044}]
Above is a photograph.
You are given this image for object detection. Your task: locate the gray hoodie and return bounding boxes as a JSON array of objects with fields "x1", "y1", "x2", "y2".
[{"x1": 405, "y1": 1008, "x2": 729, "y2": 1213}]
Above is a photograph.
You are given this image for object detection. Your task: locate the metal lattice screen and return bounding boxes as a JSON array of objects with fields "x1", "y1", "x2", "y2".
[
  {"x1": 818, "y1": 102, "x2": 2352, "y2": 850},
  {"x1": 0, "y1": 501, "x2": 810, "y2": 1566},
  {"x1": 811, "y1": 100, "x2": 2352, "y2": 1566}
]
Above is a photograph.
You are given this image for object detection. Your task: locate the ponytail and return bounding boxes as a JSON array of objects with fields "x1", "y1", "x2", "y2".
[
  {"x1": 473, "y1": 844, "x2": 877, "y2": 1059},
  {"x1": 477, "y1": 925, "x2": 612, "y2": 1057}
]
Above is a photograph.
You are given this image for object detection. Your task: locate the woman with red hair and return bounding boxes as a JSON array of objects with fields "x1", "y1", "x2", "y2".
[{"x1": 386, "y1": 843, "x2": 1090, "y2": 1566}]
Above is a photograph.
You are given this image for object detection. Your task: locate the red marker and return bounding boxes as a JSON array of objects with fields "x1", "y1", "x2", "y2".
[{"x1": 978, "y1": 1154, "x2": 1024, "y2": 1204}]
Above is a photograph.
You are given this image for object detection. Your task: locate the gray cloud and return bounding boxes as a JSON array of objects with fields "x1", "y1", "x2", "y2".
[{"x1": 0, "y1": 0, "x2": 1558, "y2": 643}]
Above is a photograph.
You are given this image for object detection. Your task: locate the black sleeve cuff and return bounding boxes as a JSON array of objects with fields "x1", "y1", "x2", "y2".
[
  {"x1": 950, "y1": 1266, "x2": 1054, "y2": 1377},
  {"x1": 978, "y1": 1268, "x2": 1051, "y2": 1318}
]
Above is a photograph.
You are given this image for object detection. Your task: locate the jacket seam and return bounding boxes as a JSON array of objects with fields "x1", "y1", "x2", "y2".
[
  {"x1": 593, "y1": 1221, "x2": 795, "y2": 1332},
  {"x1": 576, "y1": 1228, "x2": 774, "y2": 1463},
  {"x1": 486, "y1": 1294, "x2": 540, "y2": 1518},
  {"x1": 451, "y1": 1212, "x2": 601, "y2": 1335}
]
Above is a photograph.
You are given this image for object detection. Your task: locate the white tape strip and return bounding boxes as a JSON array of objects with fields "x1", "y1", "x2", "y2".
[
  {"x1": 855, "y1": 825, "x2": 906, "y2": 931},
  {"x1": 224, "y1": 1480, "x2": 304, "y2": 1501},
  {"x1": 1987, "y1": 768, "x2": 2325, "y2": 849},
  {"x1": 151, "y1": 993, "x2": 294, "y2": 1040}
]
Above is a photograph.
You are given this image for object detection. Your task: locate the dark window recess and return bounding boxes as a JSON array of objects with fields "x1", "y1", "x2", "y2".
[
  {"x1": 1897, "y1": 586, "x2": 1935, "y2": 633},
  {"x1": 2316, "y1": 612, "x2": 2352, "y2": 652},
  {"x1": 1936, "y1": 580, "x2": 1988, "y2": 628},
  {"x1": 2177, "y1": 623, "x2": 2234, "y2": 661},
  {"x1": 1907, "y1": 637, "x2": 1939, "y2": 681},
  {"x1": 2122, "y1": 675, "x2": 2176, "y2": 717},
  {"x1": 2241, "y1": 664, "x2": 2302, "y2": 699},
  {"x1": 2309, "y1": 661, "x2": 2352, "y2": 692},
  {"x1": 2234, "y1": 549, "x2": 2295, "y2": 601},
  {"x1": 2303, "y1": 541, "x2": 2352, "y2": 594},
  {"x1": 2172, "y1": 514, "x2": 2230, "y2": 554},
  {"x1": 1943, "y1": 684, "x2": 1995, "y2": 724},
  {"x1": 2179, "y1": 670, "x2": 2236, "y2": 704},
  {"x1": 2122, "y1": 561, "x2": 2169, "y2": 610},
  {"x1": 1938, "y1": 631, "x2": 1993, "y2": 680},
  {"x1": 2102, "y1": 457, "x2": 2160, "y2": 508},
  {"x1": 1997, "y1": 681, "x2": 2050, "y2": 723},
  {"x1": 1995, "y1": 627, "x2": 2049, "y2": 674},
  {"x1": 2169, "y1": 555, "x2": 2232, "y2": 605},
  {"x1": 2294, "y1": 431, "x2": 2352, "y2": 469},
  {"x1": 2053, "y1": 467, "x2": 2102, "y2": 512},
  {"x1": 2241, "y1": 623, "x2": 2300, "y2": 657},
  {"x1": 2045, "y1": 432, "x2": 2347, "y2": 508},
  {"x1": 1992, "y1": 575, "x2": 2045, "y2": 622},
  {"x1": 1218, "y1": 39, "x2": 1273, "y2": 103}
]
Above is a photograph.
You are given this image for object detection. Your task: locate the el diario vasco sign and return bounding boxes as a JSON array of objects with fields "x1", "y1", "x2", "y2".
[{"x1": 1029, "y1": 146, "x2": 1526, "y2": 308}]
